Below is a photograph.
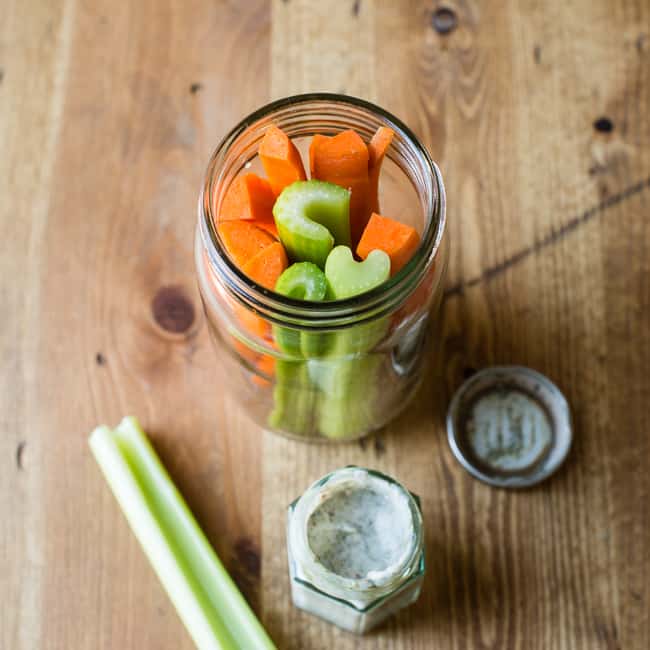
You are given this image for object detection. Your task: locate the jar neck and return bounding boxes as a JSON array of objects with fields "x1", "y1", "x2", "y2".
[
  {"x1": 198, "y1": 93, "x2": 446, "y2": 329},
  {"x1": 289, "y1": 467, "x2": 423, "y2": 604}
]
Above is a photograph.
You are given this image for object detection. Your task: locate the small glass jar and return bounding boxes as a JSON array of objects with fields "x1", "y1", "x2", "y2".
[
  {"x1": 286, "y1": 466, "x2": 424, "y2": 634},
  {"x1": 195, "y1": 93, "x2": 448, "y2": 442}
]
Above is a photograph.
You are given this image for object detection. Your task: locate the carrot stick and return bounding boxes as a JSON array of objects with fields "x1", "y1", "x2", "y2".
[
  {"x1": 220, "y1": 173, "x2": 275, "y2": 223},
  {"x1": 310, "y1": 129, "x2": 370, "y2": 246},
  {"x1": 217, "y1": 220, "x2": 275, "y2": 269},
  {"x1": 356, "y1": 212, "x2": 420, "y2": 275},
  {"x1": 254, "y1": 220, "x2": 279, "y2": 239},
  {"x1": 259, "y1": 125, "x2": 307, "y2": 196},
  {"x1": 367, "y1": 127, "x2": 394, "y2": 214},
  {"x1": 309, "y1": 134, "x2": 330, "y2": 178},
  {"x1": 242, "y1": 241, "x2": 288, "y2": 290},
  {"x1": 252, "y1": 353, "x2": 276, "y2": 387}
]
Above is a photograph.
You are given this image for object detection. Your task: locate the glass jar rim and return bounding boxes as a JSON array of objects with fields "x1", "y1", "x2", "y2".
[
  {"x1": 288, "y1": 466, "x2": 424, "y2": 602},
  {"x1": 198, "y1": 92, "x2": 446, "y2": 328}
]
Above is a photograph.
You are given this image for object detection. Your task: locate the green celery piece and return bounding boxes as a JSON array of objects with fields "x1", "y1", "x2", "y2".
[
  {"x1": 312, "y1": 355, "x2": 382, "y2": 439},
  {"x1": 268, "y1": 361, "x2": 316, "y2": 435},
  {"x1": 89, "y1": 418, "x2": 276, "y2": 650},
  {"x1": 273, "y1": 325, "x2": 302, "y2": 359},
  {"x1": 325, "y1": 246, "x2": 390, "y2": 300},
  {"x1": 273, "y1": 180, "x2": 350, "y2": 267},
  {"x1": 274, "y1": 262, "x2": 332, "y2": 358},
  {"x1": 317, "y1": 246, "x2": 391, "y2": 438},
  {"x1": 275, "y1": 262, "x2": 328, "y2": 301}
]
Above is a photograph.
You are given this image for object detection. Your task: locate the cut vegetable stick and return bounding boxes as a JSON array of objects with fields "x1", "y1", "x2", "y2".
[
  {"x1": 268, "y1": 361, "x2": 316, "y2": 435},
  {"x1": 309, "y1": 134, "x2": 330, "y2": 178},
  {"x1": 252, "y1": 353, "x2": 276, "y2": 387},
  {"x1": 220, "y1": 173, "x2": 275, "y2": 224},
  {"x1": 89, "y1": 418, "x2": 276, "y2": 650},
  {"x1": 311, "y1": 130, "x2": 369, "y2": 178},
  {"x1": 259, "y1": 125, "x2": 307, "y2": 196},
  {"x1": 255, "y1": 219, "x2": 279, "y2": 239},
  {"x1": 356, "y1": 212, "x2": 421, "y2": 275},
  {"x1": 243, "y1": 241, "x2": 289, "y2": 290},
  {"x1": 310, "y1": 129, "x2": 370, "y2": 246},
  {"x1": 367, "y1": 127, "x2": 394, "y2": 214},
  {"x1": 218, "y1": 220, "x2": 275, "y2": 268}
]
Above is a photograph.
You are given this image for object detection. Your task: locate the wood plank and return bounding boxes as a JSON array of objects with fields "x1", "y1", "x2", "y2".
[
  {"x1": 264, "y1": 0, "x2": 650, "y2": 648},
  {"x1": 2, "y1": 0, "x2": 649, "y2": 648},
  {"x1": 0, "y1": 2, "x2": 74, "y2": 647},
  {"x1": 1, "y1": 0, "x2": 269, "y2": 648}
]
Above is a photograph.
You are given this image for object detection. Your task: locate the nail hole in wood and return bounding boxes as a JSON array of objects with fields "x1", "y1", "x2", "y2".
[
  {"x1": 16, "y1": 441, "x2": 26, "y2": 470},
  {"x1": 189, "y1": 82, "x2": 202, "y2": 94},
  {"x1": 152, "y1": 286, "x2": 195, "y2": 334},
  {"x1": 96, "y1": 352, "x2": 106, "y2": 366},
  {"x1": 463, "y1": 366, "x2": 477, "y2": 379},
  {"x1": 593, "y1": 117, "x2": 614, "y2": 133},
  {"x1": 432, "y1": 7, "x2": 458, "y2": 35}
]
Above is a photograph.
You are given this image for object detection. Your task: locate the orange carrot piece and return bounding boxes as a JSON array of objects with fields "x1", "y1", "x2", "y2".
[
  {"x1": 242, "y1": 241, "x2": 288, "y2": 290},
  {"x1": 311, "y1": 129, "x2": 370, "y2": 245},
  {"x1": 233, "y1": 337, "x2": 259, "y2": 365},
  {"x1": 309, "y1": 134, "x2": 330, "y2": 178},
  {"x1": 356, "y1": 212, "x2": 420, "y2": 275},
  {"x1": 311, "y1": 129, "x2": 369, "y2": 179},
  {"x1": 252, "y1": 353, "x2": 276, "y2": 386},
  {"x1": 259, "y1": 125, "x2": 307, "y2": 196},
  {"x1": 255, "y1": 219, "x2": 279, "y2": 239},
  {"x1": 220, "y1": 173, "x2": 275, "y2": 224},
  {"x1": 367, "y1": 127, "x2": 394, "y2": 214},
  {"x1": 234, "y1": 303, "x2": 271, "y2": 340},
  {"x1": 217, "y1": 220, "x2": 275, "y2": 268}
]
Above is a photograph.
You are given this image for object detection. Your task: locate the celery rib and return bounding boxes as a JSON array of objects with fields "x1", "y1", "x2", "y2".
[{"x1": 89, "y1": 418, "x2": 276, "y2": 650}]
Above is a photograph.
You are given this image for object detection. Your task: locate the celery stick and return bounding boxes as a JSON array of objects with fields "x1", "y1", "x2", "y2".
[
  {"x1": 89, "y1": 419, "x2": 276, "y2": 650},
  {"x1": 315, "y1": 356, "x2": 382, "y2": 439},
  {"x1": 314, "y1": 317, "x2": 388, "y2": 440},
  {"x1": 268, "y1": 361, "x2": 315, "y2": 435}
]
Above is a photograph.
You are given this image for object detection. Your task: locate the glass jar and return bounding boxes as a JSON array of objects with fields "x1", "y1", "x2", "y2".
[
  {"x1": 195, "y1": 93, "x2": 448, "y2": 442},
  {"x1": 286, "y1": 466, "x2": 424, "y2": 634}
]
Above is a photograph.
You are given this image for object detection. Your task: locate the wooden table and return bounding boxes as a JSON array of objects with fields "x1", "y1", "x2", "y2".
[{"x1": 3, "y1": 1, "x2": 649, "y2": 648}]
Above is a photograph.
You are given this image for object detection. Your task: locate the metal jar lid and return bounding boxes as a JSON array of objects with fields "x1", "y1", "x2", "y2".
[{"x1": 446, "y1": 366, "x2": 572, "y2": 488}]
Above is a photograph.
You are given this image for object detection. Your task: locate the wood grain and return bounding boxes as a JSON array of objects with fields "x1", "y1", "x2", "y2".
[
  {"x1": 2, "y1": 0, "x2": 650, "y2": 648},
  {"x1": 264, "y1": 0, "x2": 650, "y2": 648},
  {"x1": 2, "y1": 1, "x2": 269, "y2": 648}
]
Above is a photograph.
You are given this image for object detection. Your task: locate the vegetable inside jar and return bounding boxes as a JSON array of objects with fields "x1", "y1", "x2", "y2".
[
  {"x1": 195, "y1": 93, "x2": 448, "y2": 442},
  {"x1": 286, "y1": 466, "x2": 425, "y2": 633}
]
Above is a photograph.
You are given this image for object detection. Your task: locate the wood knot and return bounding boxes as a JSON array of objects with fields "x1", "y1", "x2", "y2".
[
  {"x1": 189, "y1": 82, "x2": 202, "y2": 94},
  {"x1": 432, "y1": 7, "x2": 458, "y2": 35},
  {"x1": 234, "y1": 537, "x2": 261, "y2": 578},
  {"x1": 151, "y1": 286, "x2": 195, "y2": 335}
]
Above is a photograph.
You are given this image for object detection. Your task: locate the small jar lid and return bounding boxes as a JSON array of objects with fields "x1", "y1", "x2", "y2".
[{"x1": 446, "y1": 366, "x2": 572, "y2": 488}]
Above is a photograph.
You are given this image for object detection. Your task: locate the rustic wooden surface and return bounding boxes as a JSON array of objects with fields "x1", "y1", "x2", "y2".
[{"x1": 3, "y1": 0, "x2": 649, "y2": 648}]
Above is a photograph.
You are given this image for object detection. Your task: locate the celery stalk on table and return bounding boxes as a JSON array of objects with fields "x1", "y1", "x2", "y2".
[{"x1": 89, "y1": 417, "x2": 276, "y2": 650}]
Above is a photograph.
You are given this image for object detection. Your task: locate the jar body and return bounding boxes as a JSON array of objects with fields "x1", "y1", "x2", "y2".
[
  {"x1": 195, "y1": 94, "x2": 448, "y2": 442},
  {"x1": 286, "y1": 467, "x2": 425, "y2": 634}
]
